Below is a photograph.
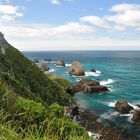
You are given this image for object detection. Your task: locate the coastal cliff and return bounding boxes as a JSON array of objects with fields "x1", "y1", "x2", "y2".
[{"x1": 0, "y1": 32, "x2": 90, "y2": 140}]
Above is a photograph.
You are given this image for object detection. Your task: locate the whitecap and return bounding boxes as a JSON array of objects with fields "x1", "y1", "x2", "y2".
[
  {"x1": 56, "y1": 65, "x2": 64, "y2": 67},
  {"x1": 49, "y1": 69, "x2": 55, "y2": 72},
  {"x1": 76, "y1": 78, "x2": 82, "y2": 82},
  {"x1": 65, "y1": 64, "x2": 72, "y2": 67},
  {"x1": 100, "y1": 79, "x2": 114, "y2": 86},
  {"x1": 85, "y1": 71, "x2": 101, "y2": 77},
  {"x1": 96, "y1": 70, "x2": 101, "y2": 74},
  {"x1": 88, "y1": 131, "x2": 102, "y2": 139},
  {"x1": 107, "y1": 101, "x2": 117, "y2": 107},
  {"x1": 98, "y1": 112, "x2": 114, "y2": 121}
]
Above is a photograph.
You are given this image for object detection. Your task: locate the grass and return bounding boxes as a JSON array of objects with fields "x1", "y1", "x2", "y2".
[
  {"x1": 0, "y1": 91, "x2": 91, "y2": 140},
  {"x1": 0, "y1": 38, "x2": 92, "y2": 140}
]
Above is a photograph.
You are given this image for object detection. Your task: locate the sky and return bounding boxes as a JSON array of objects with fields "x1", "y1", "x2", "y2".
[{"x1": 0, "y1": 0, "x2": 140, "y2": 51}]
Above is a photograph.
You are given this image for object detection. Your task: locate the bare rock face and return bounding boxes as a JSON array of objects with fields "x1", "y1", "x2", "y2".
[
  {"x1": 115, "y1": 100, "x2": 134, "y2": 114},
  {"x1": 69, "y1": 61, "x2": 85, "y2": 76},
  {"x1": 67, "y1": 79, "x2": 109, "y2": 95},
  {"x1": 56, "y1": 60, "x2": 65, "y2": 66},
  {"x1": 0, "y1": 32, "x2": 8, "y2": 55},
  {"x1": 133, "y1": 109, "x2": 140, "y2": 122}
]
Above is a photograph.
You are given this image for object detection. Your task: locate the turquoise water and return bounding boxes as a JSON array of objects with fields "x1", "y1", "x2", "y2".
[{"x1": 23, "y1": 51, "x2": 140, "y2": 139}]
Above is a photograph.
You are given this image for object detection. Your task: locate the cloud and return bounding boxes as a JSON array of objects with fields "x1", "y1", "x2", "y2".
[
  {"x1": 80, "y1": 16, "x2": 111, "y2": 29},
  {"x1": 107, "y1": 3, "x2": 140, "y2": 28},
  {"x1": 109, "y1": 3, "x2": 140, "y2": 13},
  {"x1": 0, "y1": 3, "x2": 140, "y2": 50},
  {"x1": 48, "y1": 0, "x2": 75, "y2": 5},
  {"x1": 0, "y1": 22, "x2": 94, "y2": 39},
  {"x1": 48, "y1": 0, "x2": 60, "y2": 5},
  {"x1": 0, "y1": 4, "x2": 23, "y2": 22}
]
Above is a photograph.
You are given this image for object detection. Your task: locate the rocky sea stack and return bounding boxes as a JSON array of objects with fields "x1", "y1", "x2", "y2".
[
  {"x1": 69, "y1": 61, "x2": 85, "y2": 76},
  {"x1": 115, "y1": 100, "x2": 134, "y2": 114},
  {"x1": 56, "y1": 60, "x2": 65, "y2": 66},
  {"x1": 67, "y1": 78, "x2": 109, "y2": 94}
]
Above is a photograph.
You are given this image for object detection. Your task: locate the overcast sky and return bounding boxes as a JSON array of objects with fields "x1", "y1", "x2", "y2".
[{"x1": 0, "y1": 0, "x2": 140, "y2": 51}]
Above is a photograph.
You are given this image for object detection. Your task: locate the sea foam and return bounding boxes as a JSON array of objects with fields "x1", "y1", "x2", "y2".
[
  {"x1": 85, "y1": 71, "x2": 101, "y2": 77},
  {"x1": 100, "y1": 79, "x2": 114, "y2": 86},
  {"x1": 49, "y1": 69, "x2": 55, "y2": 72},
  {"x1": 65, "y1": 64, "x2": 72, "y2": 67}
]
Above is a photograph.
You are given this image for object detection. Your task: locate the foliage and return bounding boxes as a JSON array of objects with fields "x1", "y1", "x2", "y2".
[
  {"x1": 47, "y1": 74, "x2": 72, "y2": 90},
  {"x1": 0, "y1": 38, "x2": 91, "y2": 140},
  {"x1": 0, "y1": 93, "x2": 91, "y2": 140},
  {"x1": 0, "y1": 45, "x2": 73, "y2": 106}
]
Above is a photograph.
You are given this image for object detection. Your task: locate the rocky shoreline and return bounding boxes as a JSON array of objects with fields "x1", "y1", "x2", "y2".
[
  {"x1": 64, "y1": 105, "x2": 135, "y2": 140},
  {"x1": 34, "y1": 58, "x2": 140, "y2": 140},
  {"x1": 80, "y1": 109, "x2": 134, "y2": 140}
]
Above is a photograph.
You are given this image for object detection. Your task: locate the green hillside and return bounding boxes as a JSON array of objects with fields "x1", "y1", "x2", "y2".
[
  {"x1": 0, "y1": 33, "x2": 73, "y2": 106},
  {"x1": 0, "y1": 32, "x2": 91, "y2": 140}
]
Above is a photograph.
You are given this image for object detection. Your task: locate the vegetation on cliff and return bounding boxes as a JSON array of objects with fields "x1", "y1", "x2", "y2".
[{"x1": 0, "y1": 33, "x2": 91, "y2": 140}]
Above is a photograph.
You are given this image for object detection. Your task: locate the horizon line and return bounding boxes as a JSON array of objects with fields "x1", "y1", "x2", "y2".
[{"x1": 22, "y1": 50, "x2": 140, "y2": 52}]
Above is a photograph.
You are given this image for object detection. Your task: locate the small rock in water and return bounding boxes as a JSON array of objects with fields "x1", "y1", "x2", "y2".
[
  {"x1": 133, "y1": 109, "x2": 140, "y2": 122},
  {"x1": 56, "y1": 60, "x2": 65, "y2": 66},
  {"x1": 37, "y1": 63, "x2": 50, "y2": 72},
  {"x1": 136, "y1": 104, "x2": 140, "y2": 108},
  {"x1": 33, "y1": 58, "x2": 39, "y2": 63},
  {"x1": 44, "y1": 57, "x2": 52, "y2": 62},
  {"x1": 69, "y1": 61, "x2": 85, "y2": 76},
  {"x1": 115, "y1": 100, "x2": 134, "y2": 114},
  {"x1": 90, "y1": 69, "x2": 96, "y2": 72}
]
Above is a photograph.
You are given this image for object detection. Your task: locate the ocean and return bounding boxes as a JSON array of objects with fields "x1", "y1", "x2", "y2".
[{"x1": 23, "y1": 51, "x2": 140, "y2": 139}]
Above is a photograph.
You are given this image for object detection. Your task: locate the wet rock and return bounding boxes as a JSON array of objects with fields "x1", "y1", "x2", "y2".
[
  {"x1": 56, "y1": 60, "x2": 65, "y2": 66},
  {"x1": 71, "y1": 106, "x2": 80, "y2": 117},
  {"x1": 115, "y1": 100, "x2": 134, "y2": 114},
  {"x1": 64, "y1": 106, "x2": 80, "y2": 121},
  {"x1": 44, "y1": 57, "x2": 52, "y2": 62},
  {"x1": 133, "y1": 109, "x2": 140, "y2": 122},
  {"x1": 69, "y1": 61, "x2": 85, "y2": 76},
  {"x1": 74, "y1": 79, "x2": 109, "y2": 93},
  {"x1": 136, "y1": 104, "x2": 140, "y2": 108},
  {"x1": 66, "y1": 86, "x2": 77, "y2": 96},
  {"x1": 90, "y1": 69, "x2": 96, "y2": 72},
  {"x1": 37, "y1": 63, "x2": 50, "y2": 72},
  {"x1": 33, "y1": 58, "x2": 39, "y2": 63}
]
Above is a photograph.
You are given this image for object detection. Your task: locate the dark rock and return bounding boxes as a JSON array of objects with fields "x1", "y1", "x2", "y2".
[
  {"x1": 56, "y1": 60, "x2": 65, "y2": 66},
  {"x1": 69, "y1": 61, "x2": 85, "y2": 76},
  {"x1": 37, "y1": 63, "x2": 50, "y2": 72},
  {"x1": 73, "y1": 79, "x2": 109, "y2": 93},
  {"x1": 79, "y1": 79, "x2": 99, "y2": 86},
  {"x1": 71, "y1": 106, "x2": 80, "y2": 118},
  {"x1": 136, "y1": 104, "x2": 140, "y2": 108},
  {"x1": 44, "y1": 57, "x2": 51, "y2": 62},
  {"x1": 90, "y1": 69, "x2": 96, "y2": 72},
  {"x1": 115, "y1": 100, "x2": 134, "y2": 114},
  {"x1": 133, "y1": 109, "x2": 140, "y2": 122},
  {"x1": 66, "y1": 86, "x2": 77, "y2": 96},
  {"x1": 33, "y1": 58, "x2": 39, "y2": 63}
]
